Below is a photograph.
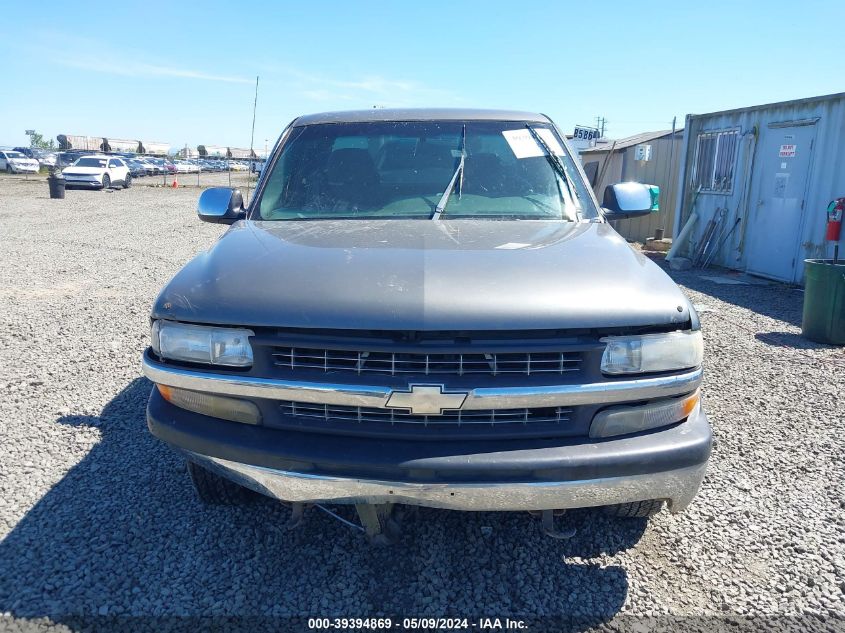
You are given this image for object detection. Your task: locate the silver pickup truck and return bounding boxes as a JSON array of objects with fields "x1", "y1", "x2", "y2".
[{"x1": 142, "y1": 109, "x2": 710, "y2": 541}]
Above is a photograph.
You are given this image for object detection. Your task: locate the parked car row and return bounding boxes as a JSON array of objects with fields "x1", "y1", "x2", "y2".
[
  {"x1": 124, "y1": 157, "x2": 177, "y2": 178},
  {"x1": 3, "y1": 146, "x2": 259, "y2": 177},
  {"x1": 12, "y1": 147, "x2": 58, "y2": 168},
  {"x1": 0, "y1": 150, "x2": 40, "y2": 174}
]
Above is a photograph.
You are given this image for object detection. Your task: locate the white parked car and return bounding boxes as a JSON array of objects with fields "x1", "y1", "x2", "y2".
[
  {"x1": 34, "y1": 150, "x2": 58, "y2": 168},
  {"x1": 174, "y1": 160, "x2": 199, "y2": 174},
  {"x1": 0, "y1": 150, "x2": 40, "y2": 174},
  {"x1": 62, "y1": 155, "x2": 131, "y2": 189}
]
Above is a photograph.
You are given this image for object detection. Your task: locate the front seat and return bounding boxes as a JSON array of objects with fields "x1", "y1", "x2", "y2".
[
  {"x1": 325, "y1": 148, "x2": 381, "y2": 210},
  {"x1": 462, "y1": 152, "x2": 512, "y2": 196}
]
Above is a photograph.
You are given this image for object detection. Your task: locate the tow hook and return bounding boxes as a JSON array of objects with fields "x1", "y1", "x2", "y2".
[
  {"x1": 354, "y1": 503, "x2": 401, "y2": 546},
  {"x1": 284, "y1": 501, "x2": 402, "y2": 545},
  {"x1": 286, "y1": 502, "x2": 305, "y2": 530},
  {"x1": 540, "y1": 509, "x2": 576, "y2": 540}
]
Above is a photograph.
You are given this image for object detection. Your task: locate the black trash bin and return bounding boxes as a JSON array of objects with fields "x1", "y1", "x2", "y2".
[{"x1": 47, "y1": 175, "x2": 65, "y2": 199}]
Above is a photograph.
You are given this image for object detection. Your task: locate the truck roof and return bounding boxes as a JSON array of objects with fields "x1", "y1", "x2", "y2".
[{"x1": 293, "y1": 108, "x2": 551, "y2": 126}]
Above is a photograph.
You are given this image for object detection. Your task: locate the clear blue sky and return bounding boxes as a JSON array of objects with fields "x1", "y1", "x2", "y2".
[{"x1": 2, "y1": 1, "x2": 843, "y2": 152}]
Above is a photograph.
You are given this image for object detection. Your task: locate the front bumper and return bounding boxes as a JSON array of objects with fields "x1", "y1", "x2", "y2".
[
  {"x1": 188, "y1": 451, "x2": 708, "y2": 512},
  {"x1": 64, "y1": 178, "x2": 102, "y2": 188},
  {"x1": 146, "y1": 383, "x2": 712, "y2": 512},
  {"x1": 10, "y1": 164, "x2": 39, "y2": 173}
]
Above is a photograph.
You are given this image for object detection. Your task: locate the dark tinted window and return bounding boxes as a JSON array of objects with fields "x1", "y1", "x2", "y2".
[{"x1": 75, "y1": 158, "x2": 108, "y2": 168}]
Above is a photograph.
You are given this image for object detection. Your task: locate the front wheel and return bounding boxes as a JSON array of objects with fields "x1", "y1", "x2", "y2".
[
  {"x1": 101, "y1": 174, "x2": 111, "y2": 189},
  {"x1": 123, "y1": 174, "x2": 132, "y2": 189},
  {"x1": 604, "y1": 499, "x2": 664, "y2": 518},
  {"x1": 186, "y1": 460, "x2": 258, "y2": 505}
]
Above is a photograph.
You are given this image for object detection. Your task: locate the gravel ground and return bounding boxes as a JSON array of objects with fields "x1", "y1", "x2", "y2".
[{"x1": 0, "y1": 175, "x2": 842, "y2": 632}]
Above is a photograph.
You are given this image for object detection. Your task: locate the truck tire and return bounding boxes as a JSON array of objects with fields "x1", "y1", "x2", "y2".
[
  {"x1": 604, "y1": 499, "x2": 664, "y2": 518},
  {"x1": 186, "y1": 460, "x2": 257, "y2": 505}
]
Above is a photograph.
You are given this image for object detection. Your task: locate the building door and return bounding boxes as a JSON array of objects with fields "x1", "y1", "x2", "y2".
[{"x1": 745, "y1": 123, "x2": 816, "y2": 282}]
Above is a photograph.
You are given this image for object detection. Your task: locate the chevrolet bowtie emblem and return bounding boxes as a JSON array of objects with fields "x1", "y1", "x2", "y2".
[{"x1": 385, "y1": 384, "x2": 468, "y2": 415}]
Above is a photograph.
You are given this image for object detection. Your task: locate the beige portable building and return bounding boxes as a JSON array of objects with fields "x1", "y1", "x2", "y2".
[{"x1": 580, "y1": 129, "x2": 683, "y2": 243}]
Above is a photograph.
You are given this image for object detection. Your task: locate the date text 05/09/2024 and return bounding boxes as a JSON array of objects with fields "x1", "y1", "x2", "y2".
[{"x1": 307, "y1": 617, "x2": 528, "y2": 630}]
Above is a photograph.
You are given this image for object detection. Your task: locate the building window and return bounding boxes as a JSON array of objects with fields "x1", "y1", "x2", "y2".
[
  {"x1": 583, "y1": 161, "x2": 599, "y2": 187},
  {"x1": 691, "y1": 129, "x2": 739, "y2": 193}
]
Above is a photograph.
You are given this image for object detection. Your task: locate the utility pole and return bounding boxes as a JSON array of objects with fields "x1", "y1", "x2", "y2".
[
  {"x1": 595, "y1": 116, "x2": 608, "y2": 139},
  {"x1": 247, "y1": 75, "x2": 259, "y2": 203}
]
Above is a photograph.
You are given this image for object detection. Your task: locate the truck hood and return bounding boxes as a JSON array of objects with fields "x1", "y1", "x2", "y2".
[{"x1": 153, "y1": 219, "x2": 692, "y2": 331}]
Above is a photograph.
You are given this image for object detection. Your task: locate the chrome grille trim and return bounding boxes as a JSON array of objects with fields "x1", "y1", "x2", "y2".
[
  {"x1": 143, "y1": 354, "x2": 703, "y2": 409},
  {"x1": 279, "y1": 400, "x2": 572, "y2": 426},
  {"x1": 271, "y1": 347, "x2": 582, "y2": 377}
]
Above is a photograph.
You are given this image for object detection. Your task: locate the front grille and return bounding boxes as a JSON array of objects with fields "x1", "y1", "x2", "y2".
[
  {"x1": 279, "y1": 400, "x2": 572, "y2": 426},
  {"x1": 271, "y1": 347, "x2": 582, "y2": 377}
]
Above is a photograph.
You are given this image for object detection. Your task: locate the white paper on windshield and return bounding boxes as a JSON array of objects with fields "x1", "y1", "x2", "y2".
[
  {"x1": 502, "y1": 129, "x2": 565, "y2": 159},
  {"x1": 502, "y1": 130, "x2": 544, "y2": 158},
  {"x1": 535, "y1": 128, "x2": 565, "y2": 155}
]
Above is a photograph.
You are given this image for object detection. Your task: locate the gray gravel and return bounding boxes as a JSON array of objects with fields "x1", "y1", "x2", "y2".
[{"x1": 0, "y1": 174, "x2": 843, "y2": 632}]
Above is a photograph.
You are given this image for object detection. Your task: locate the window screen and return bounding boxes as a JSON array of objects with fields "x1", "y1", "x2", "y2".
[{"x1": 691, "y1": 129, "x2": 739, "y2": 193}]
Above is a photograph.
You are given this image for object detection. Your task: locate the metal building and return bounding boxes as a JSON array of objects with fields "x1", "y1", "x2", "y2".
[
  {"x1": 100, "y1": 138, "x2": 139, "y2": 153},
  {"x1": 57, "y1": 134, "x2": 169, "y2": 155},
  {"x1": 673, "y1": 92, "x2": 845, "y2": 284},
  {"x1": 196, "y1": 145, "x2": 257, "y2": 159},
  {"x1": 57, "y1": 134, "x2": 103, "y2": 151},
  {"x1": 580, "y1": 129, "x2": 684, "y2": 243},
  {"x1": 138, "y1": 141, "x2": 170, "y2": 155},
  {"x1": 198, "y1": 145, "x2": 229, "y2": 157}
]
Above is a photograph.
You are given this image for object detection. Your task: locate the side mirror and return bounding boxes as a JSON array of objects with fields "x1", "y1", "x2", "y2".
[
  {"x1": 197, "y1": 187, "x2": 245, "y2": 224},
  {"x1": 601, "y1": 182, "x2": 654, "y2": 219}
]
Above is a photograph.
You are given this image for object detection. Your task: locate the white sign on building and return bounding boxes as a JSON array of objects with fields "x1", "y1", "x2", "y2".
[
  {"x1": 635, "y1": 144, "x2": 652, "y2": 161},
  {"x1": 573, "y1": 126, "x2": 599, "y2": 142}
]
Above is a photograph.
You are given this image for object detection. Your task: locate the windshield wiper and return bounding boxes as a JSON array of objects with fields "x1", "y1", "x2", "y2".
[
  {"x1": 525, "y1": 125, "x2": 582, "y2": 221},
  {"x1": 431, "y1": 124, "x2": 466, "y2": 220}
]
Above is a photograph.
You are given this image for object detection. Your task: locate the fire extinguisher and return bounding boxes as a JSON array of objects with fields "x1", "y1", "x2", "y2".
[
  {"x1": 827, "y1": 198, "x2": 844, "y2": 240},
  {"x1": 827, "y1": 198, "x2": 844, "y2": 263}
]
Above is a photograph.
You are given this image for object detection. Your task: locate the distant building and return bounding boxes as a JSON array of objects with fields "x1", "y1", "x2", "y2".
[
  {"x1": 673, "y1": 92, "x2": 845, "y2": 284},
  {"x1": 198, "y1": 145, "x2": 228, "y2": 158},
  {"x1": 56, "y1": 134, "x2": 169, "y2": 155},
  {"x1": 196, "y1": 145, "x2": 257, "y2": 159},
  {"x1": 138, "y1": 142, "x2": 169, "y2": 156},
  {"x1": 579, "y1": 129, "x2": 683, "y2": 243}
]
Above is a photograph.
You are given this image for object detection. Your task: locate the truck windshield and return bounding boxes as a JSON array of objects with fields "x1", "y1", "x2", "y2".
[{"x1": 256, "y1": 120, "x2": 597, "y2": 221}]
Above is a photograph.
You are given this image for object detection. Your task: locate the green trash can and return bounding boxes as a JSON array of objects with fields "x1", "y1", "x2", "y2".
[{"x1": 802, "y1": 259, "x2": 845, "y2": 345}]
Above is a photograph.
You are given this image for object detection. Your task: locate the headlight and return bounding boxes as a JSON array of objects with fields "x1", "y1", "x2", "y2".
[
  {"x1": 151, "y1": 321, "x2": 254, "y2": 367},
  {"x1": 600, "y1": 330, "x2": 703, "y2": 375}
]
